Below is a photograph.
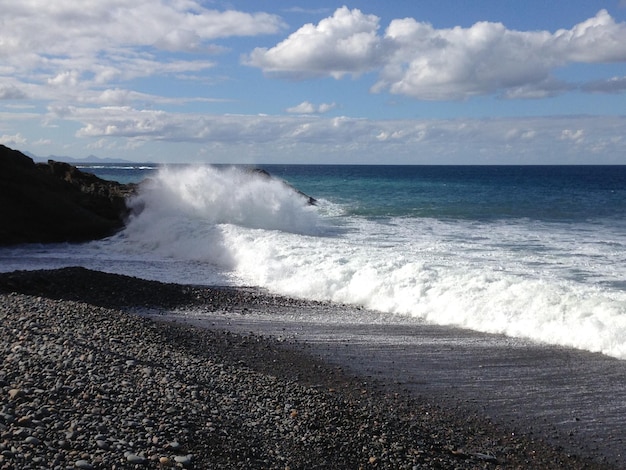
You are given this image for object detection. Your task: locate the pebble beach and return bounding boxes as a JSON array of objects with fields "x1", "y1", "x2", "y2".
[{"x1": 0, "y1": 267, "x2": 614, "y2": 469}]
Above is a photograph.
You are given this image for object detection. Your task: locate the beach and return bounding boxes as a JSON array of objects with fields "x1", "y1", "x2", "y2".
[{"x1": 0, "y1": 267, "x2": 618, "y2": 469}]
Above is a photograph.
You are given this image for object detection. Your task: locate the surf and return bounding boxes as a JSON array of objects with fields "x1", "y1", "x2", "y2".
[
  {"x1": 103, "y1": 165, "x2": 626, "y2": 360},
  {"x1": 3, "y1": 164, "x2": 625, "y2": 360}
]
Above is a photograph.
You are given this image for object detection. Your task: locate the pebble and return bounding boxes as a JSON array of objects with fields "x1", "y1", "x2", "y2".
[
  {"x1": 126, "y1": 453, "x2": 148, "y2": 464},
  {"x1": 95, "y1": 439, "x2": 109, "y2": 450},
  {"x1": 8, "y1": 389, "x2": 23, "y2": 400},
  {"x1": 17, "y1": 416, "x2": 31, "y2": 426},
  {"x1": 74, "y1": 460, "x2": 94, "y2": 469},
  {"x1": 0, "y1": 269, "x2": 609, "y2": 470},
  {"x1": 174, "y1": 454, "x2": 193, "y2": 466}
]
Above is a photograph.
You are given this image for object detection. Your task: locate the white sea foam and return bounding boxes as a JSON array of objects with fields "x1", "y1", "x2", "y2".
[
  {"x1": 128, "y1": 165, "x2": 321, "y2": 234},
  {"x1": 220, "y1": 218, "x2": 626, "y2": 358},
  {"x1": 2, "y1": 165, "x2": 626, "y2": 359},
  {"x1": 113, "y1": 166, "x2": 626, "y2": 358}
]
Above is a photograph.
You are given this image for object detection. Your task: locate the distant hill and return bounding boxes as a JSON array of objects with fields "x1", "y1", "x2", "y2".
[{"x1": 25, "y1": 151, "x2": 134, "y2": 165}]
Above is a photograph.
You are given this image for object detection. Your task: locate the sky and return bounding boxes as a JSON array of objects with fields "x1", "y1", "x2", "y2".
[{"x1": 2, "y1": 1, "x2": 626, "y2": 164}]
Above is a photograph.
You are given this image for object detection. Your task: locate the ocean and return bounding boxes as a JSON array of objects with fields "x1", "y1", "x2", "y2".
[{"x1": 2, "y1": 164, "x2": 626, "y2": 359}]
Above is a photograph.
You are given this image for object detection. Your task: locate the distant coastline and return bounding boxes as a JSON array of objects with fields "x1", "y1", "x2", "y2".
[{"x1": 24, "y1": 149, "x2": 140, "y2": 165}]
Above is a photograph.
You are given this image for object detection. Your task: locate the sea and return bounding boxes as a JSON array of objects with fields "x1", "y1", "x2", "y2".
[{"x1": 2, "y1": 163, "x2": 626, "y2": 359}]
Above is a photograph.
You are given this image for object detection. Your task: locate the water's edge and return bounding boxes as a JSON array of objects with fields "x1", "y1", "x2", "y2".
[{"x1": 165, "y1": 297, "x2": 626, "y2": 468}]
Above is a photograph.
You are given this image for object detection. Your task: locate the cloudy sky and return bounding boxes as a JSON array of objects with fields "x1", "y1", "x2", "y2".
[{"x1": 2, "y1": 0, "x2": 626, "y2": 164}]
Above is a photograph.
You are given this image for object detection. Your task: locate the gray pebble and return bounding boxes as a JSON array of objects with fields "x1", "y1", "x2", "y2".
[
  {"x1": 24, "y1": 436, "x2": 41, "y2": 445},
  {"x1": 174, "y1": 454, "x2": 193, "y2": 466},
  {"x1": 74, "y1": 460, "x2": 94, "y2": 469},
  {"x1": 95, "y1": 439, "x2": 109, "y2": 450},
  {"x1": 167, "y1": 441, "x2": 181, "y2": 450},
  {"x1": 126, "y1": 453, "x2": 148, "y2": 464}
]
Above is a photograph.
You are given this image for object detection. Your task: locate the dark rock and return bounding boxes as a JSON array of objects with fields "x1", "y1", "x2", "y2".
[
  {"x1": 249, "y1": 167, "x2": 317, "y2": 205},
  {"x1": 0, "y1": 144, "x2": 136, "y2": 245}
]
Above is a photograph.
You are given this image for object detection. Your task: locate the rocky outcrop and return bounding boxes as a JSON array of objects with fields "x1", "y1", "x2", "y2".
[
  {"x1": 0, "y1": 145, "x2": 136, "y2": 245},
  {"x1": 250, "y1": 168, "x2": 317, "y2": 205}
]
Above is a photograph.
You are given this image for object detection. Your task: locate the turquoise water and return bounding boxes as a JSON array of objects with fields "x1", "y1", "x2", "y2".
[
  {"x1": 260, "y1": 165, "x2": 626, "y2": 221},
  {"x1": 87, "y1": 163, "x2": 626, "y2": 221}
]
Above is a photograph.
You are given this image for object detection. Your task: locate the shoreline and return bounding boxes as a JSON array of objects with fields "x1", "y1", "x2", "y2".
[
  {"x1": 162, "y1": 305, "x2": 626, "y2": 469},
  {"x1": 0, "y1": 267, "x2": 620, "y2": 468}
]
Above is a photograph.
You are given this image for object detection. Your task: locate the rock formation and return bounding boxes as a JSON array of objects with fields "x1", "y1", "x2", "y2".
[
  {"x1": 0, "y1": 145, "x2": 136, "y2": 245},
  {"x1": 250, "y1": 168, "x2": 317, "y2": 205}
]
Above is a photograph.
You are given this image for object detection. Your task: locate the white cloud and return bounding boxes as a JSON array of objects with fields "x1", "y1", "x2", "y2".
[
  {"x1": 1, "y1": 1, "x2": 285, "y2": 58},
  {"x1": 318, "y1": 102, "x2": 337, "y2": 113},
  {"x1": 43, "y1": 105, "x2": 626, "y2": 163},
  {"x1": 501, "y1": 79, "x2": 573, "y2": 99},
  {"x1": 554, "y1": 10, "x2": 626, "y2": 63},
  {"x1": 375, "y1": 17, "x2": 556, "y2": 100},
  {"x1": 286, "y1": 101, "x2": 336, "y2": 114},
  {"x1": 247, "y1": 8, "x2": 626, "y2": 100},
  {"x1": 283, "y1": 7, "x2": 333, "y2": 15},
  {"x1": 47, "y1": 71, "x2": 81, "y2": 87},
  {"x1": 0, "y1": 133, "x2": 27, "y2": 146},
  {"x1": 0, "y1": 85, "x2": 27, "y2": 100},
  {"x1": 505, "y1": 128, "x2": 537, "y2": 141},
  {"x1": 286, "y1": 102, "x2": 316, "y2": 114},
  {"x1": 0, "y1": 1, "x2": 283, "y2": 100},
  {"x1": 246, "y1": 6, "x2": 384, "y2": 79},
  {"x1": 560, "y1": 129, "x2": 585, "y2": 144},
  {"x1": 83, "y1": 88, "x2": 224, "y2": 107}
]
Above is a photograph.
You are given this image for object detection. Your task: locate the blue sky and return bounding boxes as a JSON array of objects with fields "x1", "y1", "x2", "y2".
[{"x1": 2, "y1": 0, "x2": 626, "y2": 164}]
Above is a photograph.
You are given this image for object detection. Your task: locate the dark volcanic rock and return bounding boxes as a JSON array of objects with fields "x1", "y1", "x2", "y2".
[
  {"x1": 250, "y1": 167, "x2": 317, "y2": 205},
  {"x1": 0, "y1": 145, "x2": 136, "y2": 245}
]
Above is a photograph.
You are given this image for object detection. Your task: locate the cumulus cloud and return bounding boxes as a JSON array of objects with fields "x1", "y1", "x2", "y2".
[
  {"x1": 554, "y1": 10, "x2": 626, "y2": 63},
  {"x1": 0, "y1": 1, "x2": 284, "y2": 101},
  {"x1": 4, "y1": 3, "x2": 626, "y2": 165},
  {"x1": 1, "y1": 1, "x2": 284, "y2": 59},
  {"x1": 246, "y1": 6, "x2": 384, "y2": 78},
  {"x1": 0, "y1": 133, "x2": 27, "y2": 146},
  {"x1": 246, "y1": 8, "x2": 626, "y2": 100},
  {"x1": 286, "y1": 101, "x2": 336, "y2": 114}
]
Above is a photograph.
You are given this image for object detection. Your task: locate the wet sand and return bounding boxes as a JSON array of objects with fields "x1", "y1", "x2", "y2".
[
  {"x1": 164, "y1": 295, "x2": 626, "y2": 468},
  {"x1": 167, "y1": 304, "x2": 626, "y2": 468}
]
